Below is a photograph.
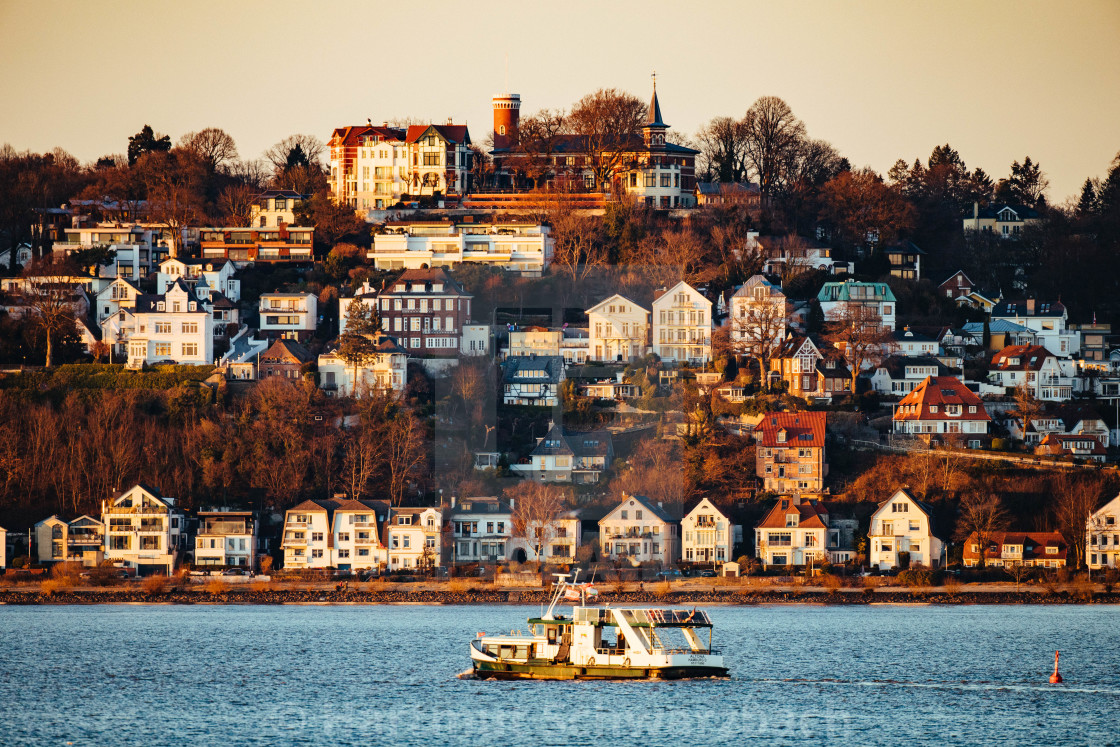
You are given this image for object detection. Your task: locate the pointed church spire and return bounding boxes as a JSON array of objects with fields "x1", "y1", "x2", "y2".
[{"x1": 647, "y1": 71, "x2": 666, "y2": 127}]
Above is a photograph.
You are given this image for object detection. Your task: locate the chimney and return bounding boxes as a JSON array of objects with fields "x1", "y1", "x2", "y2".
[
  {"x1": 658, "y1": 501, "x2": 664, "y2": 508},
  {"x1": 1026, "y1": 298, "x2": 1036, "y2": 314},
  {"x1": 450, "y1": 496, "x2": 456, "y2": 508},
  {"x1": 973, "y1": 201, "x2": 979, "y2": 219},
  {"x1": 508, "y1": 498, "x2": 515, "y2": 509}
]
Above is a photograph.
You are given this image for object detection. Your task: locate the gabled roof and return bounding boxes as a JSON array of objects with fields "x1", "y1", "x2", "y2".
[
  {"x1": 683, "y1": 497, "x2": 730, "y2": 522},
  {"x1": 753, "y1": 411, "x2": 826, "y2": 447},
  {"x1": 731, "y1": 275, "x2": 783, "y2": 299},
  {"x1": 262, "y1": 338, "x2": 313, "y2": 365},
  {"x1": 883, "y1": 240, "x2": 925, "y2": 255},
  {"x1": 894, "y1": 376, "x2": 989, "y2": 421},
  {"x1": 961, "y1": 319, "x2": 1034, "y2": 336},
  {"x1": 873, "y1": 489, "x2": 940, "y2": 536},
  {"x1": 773, "y1": 333, "x2": 819, "y2": 360},
  {"x1": 1038, "y1": 434, "x2": 1106, "y2": 455},
  {"x1": 991, "y1": 344, "x2": 1053, "y2": 371},
  {"x1": 892, "y1": 327, "x2": 938, "y2": 344},
  {"x1": 938, "y1": 270, "x2": 974, "y2": 289},
  {"x1": 755, "y1": 497, "x2": 832, "y2": 530},
  {"x1": 209, "y1": 292, "x2": 237, "y2": 310},
  {"x1": 449, "y1": 496, "x2": 512, "y2": 518},
  {"x1": 405, "y1": 124, "x2": 470, "y2": 145},
  {"x1": 653, "y1": 280, "x2": 709, "y2": 306},
  {"x1": 601, "y1": 493, "x2": 674, "y2": 524},
  {"x1": 969, "y1": 204, "x2": 1040, "y2": 221},
  {"x1": 586, "y1": 293, "x2": 647, "y2": 315},
  {"x1": 330, "y1": 125, "x2": 408, "y2": 147}
]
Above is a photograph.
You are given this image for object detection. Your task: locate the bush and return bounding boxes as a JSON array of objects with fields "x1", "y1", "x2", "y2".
[
  {"x1": 203, "y1": 578, "x2": 230, "y2": 595},
  {"x1": 40, "y1": 577, "x2": 72, "y2": 595},
  {"x1": 142, "y1": 575, "x2": 168, "y2": 594}
]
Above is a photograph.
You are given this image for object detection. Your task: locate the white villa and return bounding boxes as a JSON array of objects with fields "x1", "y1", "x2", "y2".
[
  {"x1": 730, "y1": 275, "x2": 788, "y2": 353},
  {"x1": 385, "y1": 506, "x2": 443, "y2": 571},
  {"x1": 101, "y1": 484, "x2": 185, "y2": 576},
  {"x1": 598, "y1": 494, "x2": 678, "y2": 567},
  {"x1": 652, "y1": 281, "x2": 712, "y2": 364},
  {"x1": 587, "y1": 294, "x2": 650, "y2": 363},
  {"x1": 157, "y1": 258, "x2": 240, "y2": 302},
  {"x1": 1088, "y1": 494, "x2": 1120, "y2": 571},
  {"x1": 867, "y1": 489, "x2": 945, "y2": 570},
  {"x1": 93, "y1": 277, "x2": 140, "y2": 325},
  {"x1": 681, "y1": 498, "x2": 735, "y2": 566},
  {"x1": 126, "y1": 280, "x2": 214, "y2": 367}
]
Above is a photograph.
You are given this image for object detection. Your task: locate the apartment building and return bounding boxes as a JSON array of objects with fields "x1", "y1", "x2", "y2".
[
  {"x1": 385, "y1": 507, "x2": 443, "y2": 571},
  {"x1": 652, "y1": 281, "x2": 712, "y2": 364},
  {"x1": 258, "y1": 292, "x2": 317, "y2": 341},
  {"x1": 817, "y1": 280, "x2": 897, "y2": 331},
  {"x1": 101, "y1": 484, "x2": 185, "y2": 576},
  {"x1": 753, "y1": 411, "x2": 828, "y2": 493},
  {"x1": 33, "y1": 515, "x2": 104, "y2": 566},
  {"x1": 1088, "y1": 494, "x2": 1120, "y2": 571},
  {"x1": 317, "y1": 335, "x2": 408, "y2": 397},
  {"x1": 199, "y1": 226, "x2": 314, "y2": 263},
  {"x1": 369, "y1": 219, "x2": 552, "y2": 276},
  {"x1": 363, "y1": 268, "x2": 472, "y2": 356},
  {"x1": 448, "y1": 497, "x2": 513, "y2": 564},
  {"x1": 250, "y1": 189, "x2": 308, "y2": 227},
  {"x1": 990, "y1": 299, "x2": 1079, "y2": 358},
  {"x1": 329, "y1": 123, "x2": 473, "y2": 210},
  {"x1": 55, "y1": 224, "x2": 176, "y2": 278},
  {"x1": 194, "y1": 511, "x2": 258, "y2": 569}
]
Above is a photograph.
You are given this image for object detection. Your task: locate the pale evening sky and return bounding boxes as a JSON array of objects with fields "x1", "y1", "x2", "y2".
[{"x1": 1, "y1": 0, "x2": 1118, "y2": 202}]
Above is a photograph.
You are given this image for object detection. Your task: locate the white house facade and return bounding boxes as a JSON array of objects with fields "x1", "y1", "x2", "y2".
[
  {"x1": 101, "y1": 484, "x2": 185, "y2": 576},
  {"x1": 652, "y1": 281, "x2": 712, "y2": 365},
  {"x1": 681, "y1": 498, "x2": 735, "y2": 566},
  {"x1": 598, "y1": 494, "x2": 677, "y2": 567},
  {"x1": 868, "y1": 489, "x2": 945, "y2": 570},
  {"x1": 587, "y1": 294, "x2": 649, "y2": 363}
]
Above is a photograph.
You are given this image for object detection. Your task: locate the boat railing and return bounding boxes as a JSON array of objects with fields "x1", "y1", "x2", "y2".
[{"x1": 646, "y1": 608, "x2": 713, "y2": 626}]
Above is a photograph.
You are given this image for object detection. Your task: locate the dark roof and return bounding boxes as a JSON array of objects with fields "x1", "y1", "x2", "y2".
[
  {"x1": 503, "y1": 355, "x2": 564, "y2": 384},
  {"x1": 134, "y1": 280, "x2": 208, "y2": 314},
  {"x1": 530, "y1": 424, "x2": 613, "y2": 459},
  {"x1": 991, "y1": 299, "x2": 1066, "y2": 318},
  {"x1": 262, "y1": 338, "x2": 313, "y2": 365},
  {"x1": 647, "y1": 87, "x2": 666, "y2": 127},
  {"x1": 969, "y1": 204, "x2": 1040, "y2": 220},
  {"x1": 380, "y1": 267, "x2": 470, "y2": 297},
  {"x1": 892, "y1": 327, "x2": 939, "y2": 344},
  {"x1": 604, "y1": 494, "x2": 674, "y2": 523},
  {"x1": 877, "y1": 355, "x2": 951, "y2": 378},
  {"x1": 209, "y1": 292, "x2": 237, "y2": 310},
  {"x1": 883, "y1": 240, "x2": 925, "y2": 255}
]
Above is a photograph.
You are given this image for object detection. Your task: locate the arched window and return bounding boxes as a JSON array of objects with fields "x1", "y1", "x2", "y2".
[{"x1": 500, "y1": 125, "x2": 506, "y2": 136}]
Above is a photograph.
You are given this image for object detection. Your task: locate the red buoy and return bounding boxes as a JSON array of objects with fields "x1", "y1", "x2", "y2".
[{"x1": 1049, "y1": 651, "x2": 1063, "y2": 684}]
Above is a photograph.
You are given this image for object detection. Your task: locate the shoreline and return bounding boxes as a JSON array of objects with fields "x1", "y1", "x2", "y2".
[{"x1": 2, "y1": 587, "x2": 1118, "y2": 606}]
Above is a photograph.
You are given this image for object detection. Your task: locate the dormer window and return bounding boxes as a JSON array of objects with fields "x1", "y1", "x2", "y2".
[
  {"x1": 785, "y1": 514, "x2": 798, "y2": 527},
  {"x1": 157, "y1": 302, "x2": 165, "y2": 311},
  {"x1": 188, "y1": 302, "x2": 196, "y2": 311}
]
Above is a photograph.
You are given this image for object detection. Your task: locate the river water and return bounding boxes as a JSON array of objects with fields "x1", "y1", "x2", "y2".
[{"x1": 0, "y1": 604, "x2": 1117, "y2": 745}]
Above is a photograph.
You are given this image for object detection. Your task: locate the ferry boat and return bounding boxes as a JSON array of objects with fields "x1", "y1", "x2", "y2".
[{"x1": 469, "y1": 573, "x2": 728, "y2": 680}]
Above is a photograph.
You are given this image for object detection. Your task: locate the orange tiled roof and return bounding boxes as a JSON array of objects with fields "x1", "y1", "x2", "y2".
[
  {"x1": 893, "y1": 376, "x2": 989, "y2": 421},
  {"x1": 753, "y1": 411, "x2": 826, "y2": 447},
  {"x1": 756, "y1": 497, "x2": 830, "y2": 529}
]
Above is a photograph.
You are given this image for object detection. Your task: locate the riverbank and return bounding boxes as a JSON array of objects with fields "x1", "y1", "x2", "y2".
[{"x1": 3, "y1": 585, "x2": 1118, "y2": 605}]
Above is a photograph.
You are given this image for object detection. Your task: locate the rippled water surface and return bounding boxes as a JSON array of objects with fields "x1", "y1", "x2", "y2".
[{"x1": 1, "y1": 604, "x2": 1118, "y2": 745}]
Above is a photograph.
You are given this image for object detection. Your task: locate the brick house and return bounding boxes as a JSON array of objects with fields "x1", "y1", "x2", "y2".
[
  {"x1": 753, "y1": 411, "x2": 828, "y2": 493},
  {"x1": 362, "y1": 268, "x2": 472, "y2": 357},
  {"x1": 259, "y1": 338, "x2": 314, "y2": 380}
]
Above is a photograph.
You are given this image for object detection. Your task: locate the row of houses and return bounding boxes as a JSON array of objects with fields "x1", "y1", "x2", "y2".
[{"x1": 8, "y1": 484, "x2": 1120, "y2": 574}]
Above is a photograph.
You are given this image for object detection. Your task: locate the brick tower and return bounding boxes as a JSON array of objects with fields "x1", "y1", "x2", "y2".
[{"x1": 492, "y1": 93, "x2": 520, "y2": 150}]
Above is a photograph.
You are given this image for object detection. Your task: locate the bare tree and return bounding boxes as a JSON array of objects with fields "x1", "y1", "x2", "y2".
[
  {"x1": 513, "y1": 108, "x2": 568, "y2": 188},
  {"x1": 955, "y1": 492, "x2": 1011, "y2": 569},
  {"x1": 567, "y1": 88, "x2": 646, "y2": 191},
  {"x1": 177, "y1": 128, "x2": 239, "y2": 173},
  {"x1": 695, "y1": 115, "x2": 749, "y2": 183},
  {"x1": 385, "y1": 411, "x2": 428, "y2": 507},
  {"x1": 741, "y1": 96, "x2": 806, "y2": 205},
  {"x1": 339, "y1": 424, "x2": 385, "y2": 499},
  {"x1": 217, "y1": 183, "x2": 256, "y2": 227},
  {"x1": 136, "y1": 149, "x2": 207, "y2": 256},
  {"x1": 506, "y1": 481, "x2": 570, "y2": 563},
  {"x1": 548, "y1": 206, "x2": 608, "y2": 283},
  {"x1": 22, "y1": 257, "x2": 81, "y2": 368},
  {"x1": 263, "y1": 134, "x2": 325, "y2": 171},
  {"x1": 730, "y1": 288, "x2": 788, "y2": 387},
  {"x1": 1053, "y1": 472, "x2": 1104, "y2": 568},
  {"x1": 823, "y1": 304, "x2": 896, "y2": 395}
]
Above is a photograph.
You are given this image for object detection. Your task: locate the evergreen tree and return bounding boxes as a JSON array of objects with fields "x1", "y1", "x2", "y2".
[
  {"x1": 336, "y1": 300, "x2": 382, "y2": 392},
  {"x1": 127, "y1": 124, "x2": 171, "y2": 166}
]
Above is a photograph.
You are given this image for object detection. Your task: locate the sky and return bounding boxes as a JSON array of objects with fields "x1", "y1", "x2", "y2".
[{"x1": 2, "y1": 0, "x2": 1119, "y2": 202}]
